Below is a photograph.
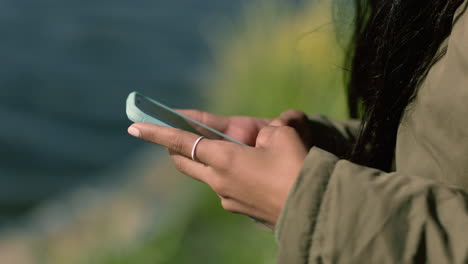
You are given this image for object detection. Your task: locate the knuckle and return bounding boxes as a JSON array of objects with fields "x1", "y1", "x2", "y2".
[
  {"x1": 221, "y1": 199, "x2": 236, "y2": 213},
  {"x1": 256, "y1": 126, "x2": 275, "y2": 146},
  {"x1": 217, "y1": 145, "x2": 236, "y2": 170},
  {"x1": 258, "y1": 126, "x2": 274, "y2": 135},
  {"x1": 270, "y1": 118, "x2": 287, "y2": 126},
  {"x1": 278, "y1": 126, "x2": 297, "y2": 137},
  {"x1": 172, "y1": 156, "x2": 185, "y2": 170},
  {"x1": 283, "y1": 109, "x2": 303, "y2": 117},
  {"x1": 255, "y1": 134, "x2": 266, "y2": 146},
  {"x1": 211, "y1": 178, "x2": 229, "y2": 197},
  {"x1": 171, "y1": 135, "x2": 186, "y2": 154},
  {"x1": 282, "y1": 109, "x2": 308, "y2": 122},
  {"x1": 172, "y1": 156, "x2": 190, "y2": 174}
]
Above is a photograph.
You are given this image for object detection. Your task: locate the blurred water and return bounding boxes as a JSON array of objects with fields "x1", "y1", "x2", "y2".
[{"x1": 0, "y1": 0, "x2": 247, "y2": 224}]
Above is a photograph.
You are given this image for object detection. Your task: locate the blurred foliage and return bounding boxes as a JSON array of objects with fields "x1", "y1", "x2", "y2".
[
  {"x1": 204, "y1": 0, "x2": 350, "y2": 119},
  {"x1": 94, "y1": 0, "x2": 351, "y2": 263},
  {"x1": 0, "y1": 0, "x2": 351, "y2": 263},
  {"x1": 92, "y1": 189, "x2": 278, "y2": 264}
]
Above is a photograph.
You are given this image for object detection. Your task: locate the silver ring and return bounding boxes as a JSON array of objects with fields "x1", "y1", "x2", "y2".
[{"x1": 191, "y1": 136, "x2": 205, "y2": 161}]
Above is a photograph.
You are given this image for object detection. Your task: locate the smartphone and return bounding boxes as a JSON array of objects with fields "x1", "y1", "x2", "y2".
[{"x1": 126, "y1": 91, "x2": 247, "y2": 146}]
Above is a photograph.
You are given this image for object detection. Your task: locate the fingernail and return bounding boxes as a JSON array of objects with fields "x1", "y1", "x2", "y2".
[{"x1": 128, "y1": 126, "x2": 141, "y2": 138}]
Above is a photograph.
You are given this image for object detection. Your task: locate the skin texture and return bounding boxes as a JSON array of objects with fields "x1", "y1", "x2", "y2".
[{"x1": 128, "y1": 109, "x2": 310, "y2": 228}]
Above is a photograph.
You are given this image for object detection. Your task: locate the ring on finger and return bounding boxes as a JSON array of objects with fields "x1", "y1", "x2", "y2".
[{"x1": 191, "y1": 136, "x2": 205, "y2": 162}]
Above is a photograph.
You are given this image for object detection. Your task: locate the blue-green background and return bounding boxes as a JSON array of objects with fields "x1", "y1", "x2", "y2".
[{"x1": 0, "y1": 0, "x2": 349, "y2": 263}]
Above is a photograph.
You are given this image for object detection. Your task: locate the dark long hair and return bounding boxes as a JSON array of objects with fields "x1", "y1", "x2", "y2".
[{"x1": 342, "y1": 0, "x2": 465, "y2": 171}]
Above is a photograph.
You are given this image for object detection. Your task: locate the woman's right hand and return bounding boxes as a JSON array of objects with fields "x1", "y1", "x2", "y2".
[{"x1": 178, "y1": 109, "x2": 314, "y2": 149}]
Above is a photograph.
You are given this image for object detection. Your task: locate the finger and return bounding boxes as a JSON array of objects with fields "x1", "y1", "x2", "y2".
[
  {"x1": 220, "y1": 198, "x2": 269, "y2": 224},
  {"x1": 129, "y1": 122, "x2": 201, "y2": 158},
  {"x1": 169, "y1": 150, "x2": 234, "y2": 200},
  {"x1": 268, "y1": 110, "x2": 307, "y2": 127},
  {"x1": 221, "y1": 198, "x2": 243, "y2": 215},
  {"x1": 175, "y1": 109, "x2": 229, "y2": 137},
  {"x1": 129, "y1": 123, "x2": 237, "y2": 166},
  {"x1": 168, "y1": 150, "x2": 212, "y2": 183},
  {"x1": 269, "y1": 109, "x2": 307, "y2": 128},
  {"x1": 279, "y1": 109, "x2": 307, "y2": 123},
  {"x1": 269, "y1": 118, "x2": 287, "y2": 127},
  {"x1": 255, "y1": 126, "x2": 278, "y2": 148}
]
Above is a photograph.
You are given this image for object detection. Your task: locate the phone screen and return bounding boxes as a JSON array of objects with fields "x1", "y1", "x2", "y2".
[{"x1": 134, "y1": 93, "x2": 201, "y2": 135}]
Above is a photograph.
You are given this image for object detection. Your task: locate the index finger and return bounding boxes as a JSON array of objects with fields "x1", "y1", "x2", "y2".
[
  {"x1": 175, "y1": 109, "x2": 230, "y2": 137},
  {"x1": 129, "y1": 123, "x2": 236, "y2": 166},
  {"x1": 270, "y1": 109, "x2": 308, "y2": 127}
]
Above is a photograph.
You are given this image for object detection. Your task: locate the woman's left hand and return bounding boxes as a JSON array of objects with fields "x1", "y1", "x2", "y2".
[{"x1": 128, "y1": 122, "x2": 308, "y2": 228}]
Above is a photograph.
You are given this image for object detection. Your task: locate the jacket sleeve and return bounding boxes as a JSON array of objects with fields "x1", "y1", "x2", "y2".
[
  {"x1": 307, "y1": 114, "x2": 361, "y2": 158},
  {"x1": 276, "y1": 2, "x2": 468, "y2": 263},
  {"x1": 276, "y1": 148, "x2": 468, "y2": 264}
]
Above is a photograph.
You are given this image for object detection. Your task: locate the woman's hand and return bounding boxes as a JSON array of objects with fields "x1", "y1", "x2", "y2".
[
  {"x1": 128, "y1": 120, "x2": 308, "y2": 228},
  {"x1": 269, "y1": 109, "x2": 314, "y2": 149},
  {"x1": 175, "y1": 109, "x2": 271, "y2": 146},
  {"x1": 179, "y1": 109, "x2": 314, "y2": 149}
]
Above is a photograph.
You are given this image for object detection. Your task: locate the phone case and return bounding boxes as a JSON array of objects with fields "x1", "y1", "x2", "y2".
[{"x1": 126, "y1": 91, "x2": 247, "y2": 146}]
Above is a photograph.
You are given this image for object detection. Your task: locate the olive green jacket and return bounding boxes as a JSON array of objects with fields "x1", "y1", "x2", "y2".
[{"x1": 276, "y1": 3, "x2": 468, "y2": 263}]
